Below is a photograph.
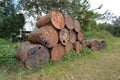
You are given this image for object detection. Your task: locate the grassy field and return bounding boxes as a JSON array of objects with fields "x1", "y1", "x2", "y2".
[{"x1": 0, "y1": 31, "x2": 120, "y2": 80}]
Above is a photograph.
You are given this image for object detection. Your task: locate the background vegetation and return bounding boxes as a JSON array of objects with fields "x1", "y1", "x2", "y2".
[{"x1": 0, "y1": 0, "x2": 120, "y2": 38}]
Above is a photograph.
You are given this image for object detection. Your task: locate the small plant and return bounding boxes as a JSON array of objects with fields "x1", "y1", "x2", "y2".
[
  {"x1": 80, "y1": 48, "x2": 93, "y2": 56},
  {"x1": 64, "y1": 48, "x2": 93, "y2": 61},
  {"x1": 64, "y1": 50, "x2": 81, "y2": 61},
  {"x1": 81, "y1": 48, "x2": 93, "y2": 56}
]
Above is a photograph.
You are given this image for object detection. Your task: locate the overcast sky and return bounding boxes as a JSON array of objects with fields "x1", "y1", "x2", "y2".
[
  {"x1": 89, "y1": 0, "x2": 120, "y2": 17},
  {"x1": 13, "y1": 0, "x2": 120, "y2": 17},
  {"x1": 13, "y1": 0, "x2": 120, "y2": 30}
]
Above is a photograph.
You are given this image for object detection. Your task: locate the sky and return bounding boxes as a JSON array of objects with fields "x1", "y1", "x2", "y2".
[
  {"x1": 13, "y1": 0, "x2": 120, "y2": 16},
  {"x1": 13, "y1": 0, "x2": 120, "y2": 30},
  {"x1": 89, "y1": 0, "x2": 120, "y2": 17}
]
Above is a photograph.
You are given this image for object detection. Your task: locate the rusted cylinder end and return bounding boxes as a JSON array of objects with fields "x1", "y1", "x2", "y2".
[
  {"x1": 65, "y1": 14, "x2": 74, "y2": 30},
  {"x1": 39, "y1": 25, "x2": 59, "y2": 48},
  {"x1": 28, "y1": 29, "x2": 41, "y2": 44},
  {"x1": 59, "y1": 28, "x2": 69, "y2": 45},
  {"x1": 65, "y1": 42, "x2": 73, "y2": 52},
  {"x1": 81, "y1": 40, "x2": 87, "y2": 48},
  {"x1": 77, "y1": 31, "x2": 84, "y2": 42},
  {"x1": 73, "y1": 41, "x2": 82, "y2": 53},
  {"x1": 36, "y1": 13, "x2": 51, "y2": 28},
  {"x1": 29, "y1": 25, "x2": 59, "y2": 48},
  {"x1": 99, "y1": 40, "x2": 106, "y2": 49},
  {"x1": 51, "y1": 44, "x2": 65, "y2": 62},
  {"x1": 17, "y1": 43, "x2": 37, "y2": 62},
  {"x1": 69, "y1": 30, "x2": 76, "y2": 44},
  {"x1": 51, "y1": 10, "x2": 65, "y2": 29},
  {"x1": 74, "y1": 20, "x2": 81, "y2": 32},
  {"x1": 25, "y1": 45, "x2": 50, "y2": 70},
  {"x1": 87, "y1": 40, "x2": 100, "y2": 51},
  {"x1": 36, "y1": 10, "x2": 65, "y2": 29}
]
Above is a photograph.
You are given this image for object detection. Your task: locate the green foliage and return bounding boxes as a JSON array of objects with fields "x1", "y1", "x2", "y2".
[
  {"x1": 80, "y1": 48, "x2": 93, "y2": 56},
  {"x1": 64, "y1": 50, "x2": 81, "y2": 61},
  {"x1": 17, "y1": 0, "x2": 70, "y2": 17},
  {"x1": 0, "y1": 0, "x2": 25, "y2": 38},
  {"x1": 64, "y1": 48, "x2": 93, "y2": 61},
  {"x1": 112, "y1": 16, "x2": 120, "y2": 37},
  {"x1": 17, "y1": 0, "x2": 101, "y2": 32},
  {"x1": 84, "y1": 30, "x2": 113, "y2": 40},
  {"x1": 0, "y1": 38, "x2": 20, "y2": 73}
]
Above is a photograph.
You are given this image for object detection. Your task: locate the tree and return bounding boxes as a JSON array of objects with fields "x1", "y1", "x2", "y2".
[
  {"x1": 112, "y1": 16, "x2": 120, "y2": 37},
  {"x1": 17, "y1": 0, "x2": 101, "y2": 31},
  {"x1": 0, "y1": 0, "x2": 25, "y2": 38}
]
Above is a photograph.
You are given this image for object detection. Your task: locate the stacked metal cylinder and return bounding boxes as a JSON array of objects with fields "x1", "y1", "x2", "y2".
[{"x1": 17, "y1": 9, "x2": 106, "y2": 70}]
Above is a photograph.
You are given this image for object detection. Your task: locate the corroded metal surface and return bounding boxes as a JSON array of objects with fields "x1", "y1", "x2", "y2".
[
  {"x1": 73, "y1": 20, "x2": 81, "y2": 32},
  {"x1": 51, "y1": 10, "x2": 65, "y2": 29},
  {"x1": 87, "y1": 40, "x2": 100, "y2": 51},
  {"x1": 69, "y1": 30, "x2": 76, "y2": 44},
  {"x1": 17, "y1": 43, "x2": 37, "y2": 62},
  {"x1": 81, "y1": 40, "x2": 87, "y2": 48},
  {"x1": 59, "y1": 28, "x2": 69, "y2": 45},
  {"x1": 65, "y1": 42, "x2": 73, "y2": 52},
  {"x1": 91, "y1": 40, "x2": 100, "y2": 51},
  {"x1": 28, "y1": 25, "x2": 58, "y2": 48},
  {"x1": 77, "y1": 31, "x2": 84, "y2": 42},
  {"x1": 36, "y1": 13, "x2": 51, "y2": 28},
  {"x1": 25, "y1": 45, "x2": 50, "y2": 70},
  {"x1": 36, "y1": 10, "x2": 65, "y2": 29},
  {"x1": 65, "y1": 14, "x2": 74, "y2": 30},
  {"x1": 73, "y1": 41, "x2": 82, "y2": 53},
  {"x1": 51, "y1": 44, "x2": 65, "y2": 61}
]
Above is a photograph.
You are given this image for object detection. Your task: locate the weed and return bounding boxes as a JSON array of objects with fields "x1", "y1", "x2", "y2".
[{"x1": 64, "y1": 50, "x2": 81, "y2": 61}]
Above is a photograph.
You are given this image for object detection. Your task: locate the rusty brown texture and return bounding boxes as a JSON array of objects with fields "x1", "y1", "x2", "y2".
[
  {"x1": 36, "y1": 10, "x2": 65, "y2": 29},
  {"x1": 51, "y1": 44, "x2": 65, "y2": 62},
  {"x1": 81, "y1": 40, "x2": 87, "y2": 48},
  {"x1": 73, "y1": 41, "x2": 82, "y2": 53},
  {"x1": 25, "y1": 45, "x2": 50, "y2": 70},
  {"x1": 28, "y1": 25, "x2": 59, "y2": 48},
  {"x1": 91, "y1": 40, "x2": 100, "y2": 51},
  {"x1": 17, "y1": 43, "x2": 37, "y2": 62},
  {"x1": 69, "y1": 30, "x2": 76, "y2": 44},
  {"x1": 74, "y1": 20, "x2": 81, "y2": 32},
  {"x1": 59, "y1": 28, "x2": 69, "y2": 45},
  {"x1": 77, "y1": 31, "x2": 84, "y2": 42},
  {"x1": 65, "y1": 42, "x2": 73, "y2": 52},
  {"x1": 65, "y1": 14, "x2": 74, "y2": 30},
  {"x1": 87, "y1": 40, "x2": 100, "y2": 51}
]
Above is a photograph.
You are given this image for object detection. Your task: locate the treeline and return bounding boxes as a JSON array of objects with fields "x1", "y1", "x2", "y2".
[{"x1": 0, "y1": 0, "x2": 119, "y2": 38}]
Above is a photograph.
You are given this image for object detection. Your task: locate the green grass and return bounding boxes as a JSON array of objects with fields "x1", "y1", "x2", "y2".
[{"x1": 0, "y1": 31, "x2": 120, "y2": 80}]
